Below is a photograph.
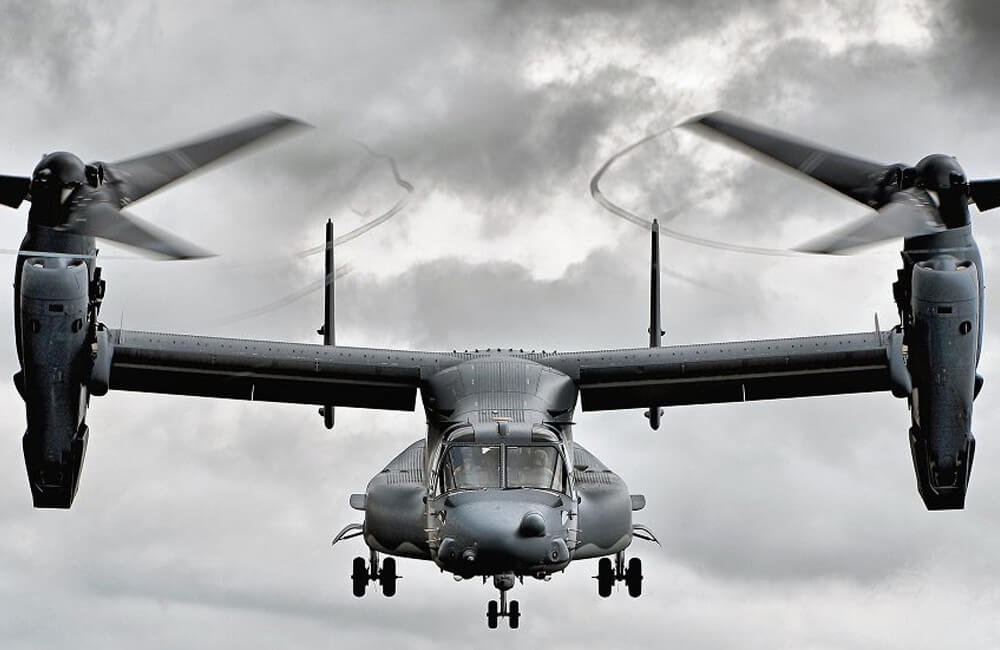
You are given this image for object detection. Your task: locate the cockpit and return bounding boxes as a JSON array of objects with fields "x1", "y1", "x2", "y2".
[
  {"x1": 438, "y1": 444, "x2": 566, "y2": 493},
  {"x1": 434, "y1": 424, "x2": 569, "y2": 495}
]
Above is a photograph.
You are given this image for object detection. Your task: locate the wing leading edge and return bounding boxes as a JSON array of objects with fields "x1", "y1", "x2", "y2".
[
  {"x1": 108, "y1": 329, "x2": 460, "y2": 410},
  {"x1": 107, "y1": 329, "x2": 899, "y2": 412},
  {"x1": 536, "y1": 331, "x2": 898, "y2": 411}
]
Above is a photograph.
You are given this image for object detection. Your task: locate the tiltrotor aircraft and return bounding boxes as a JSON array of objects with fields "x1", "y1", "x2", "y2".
[{"x1": 4, "y1": 110, "x2": 995, "y2": 628}]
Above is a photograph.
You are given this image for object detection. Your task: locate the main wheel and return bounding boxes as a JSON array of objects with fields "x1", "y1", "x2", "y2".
[
  {"x1": 508, "y1": 600, "x2": 520, "y2": 629},
  {"x1": 597, "y1": 557, "x2": 613, "y2": 597},
  {"x1": 487, "y1": 600, "x2": 499, "y2": 629},
  {"x1": 379, "y1": 557, "x2": 397, "y2": 597},
  {"x1": 626, "y1": 557, "x2": 643, "y2": 598},
  {"x1": 351, "y1": 557, "x2": 368, "y2": 597}
]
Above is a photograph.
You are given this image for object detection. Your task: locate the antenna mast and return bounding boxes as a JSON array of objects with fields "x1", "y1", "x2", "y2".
[
  {"x1": 645, "y1": 219, "x2": 664, "y2": 430},
  {"x1": 318, "y1": 218, "x2": 336, "y2": 429}
]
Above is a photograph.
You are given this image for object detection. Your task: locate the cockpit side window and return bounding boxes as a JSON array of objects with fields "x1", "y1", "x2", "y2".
[
  {"x1": 506, "y1": 446, "x2": 565, "y2": 492},
  {"x1": 439, "y1": 445, "x2": 501, "y2": 491}
]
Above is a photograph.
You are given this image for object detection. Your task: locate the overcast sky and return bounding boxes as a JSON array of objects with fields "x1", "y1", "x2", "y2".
[{"x1": 3, "y1": 1, "x2": 1000, "y2": 648}]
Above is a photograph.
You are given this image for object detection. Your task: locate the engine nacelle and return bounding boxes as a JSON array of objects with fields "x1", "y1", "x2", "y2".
[
  {"x1": 18, "y1": 257, "x2": 91, "y2": 508},
  {"x1": 906, "y1": 256, "x2": 979, "y2": 510}
]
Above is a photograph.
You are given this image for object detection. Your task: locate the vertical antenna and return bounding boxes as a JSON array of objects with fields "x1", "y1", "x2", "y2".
[
  {"x1": 645, "y1": 219, "x2": 664, "y2": 430},
  {"x1": 318, "y1": 218, "x2": 335, "y2": 429},
  {"x1": 324, "y1": 218, "x2": 336, "y2": 348}
]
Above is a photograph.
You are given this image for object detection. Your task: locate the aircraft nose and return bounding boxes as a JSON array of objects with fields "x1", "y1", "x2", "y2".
[
  {"x1": 435, "y1": 493, "x2": 570, "y2": 574},
  {"x1": 518, "y1": 511, "x2": 547, "y2": 537}
]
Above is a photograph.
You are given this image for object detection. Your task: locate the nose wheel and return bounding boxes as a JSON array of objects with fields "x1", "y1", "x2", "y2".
[
  {"x1": 486, "y1": 573, "x2": 521, "y2": 629},
  {"x1": 351, "y1": 550, "x2": 399, "y2": 597},
  {"x1": 595, "y1": 551, "x2": 642, "y2": 598}
]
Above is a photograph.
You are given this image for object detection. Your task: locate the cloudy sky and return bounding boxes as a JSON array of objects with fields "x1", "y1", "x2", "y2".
[{"x1": 3, "y1": 1, "x2": 1000, "y2": 647}]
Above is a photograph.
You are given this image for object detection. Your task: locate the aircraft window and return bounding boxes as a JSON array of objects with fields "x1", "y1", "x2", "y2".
[
  {"x1": 440, "y1": 445, "x2": 501, "y2": 491},
  {"x1": 506, "y1": 446, "x2": 565, "y2": 492}
]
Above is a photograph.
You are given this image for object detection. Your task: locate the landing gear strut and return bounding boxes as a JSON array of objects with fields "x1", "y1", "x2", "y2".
[
  {"x1": 486, "y1": 573, "x2": 521, "y2": 629},
  {"x1": 351, "y1": 549, "x2": 398, "y2": 597},
  {"x1": 595, "y1": 551, "x2": 642, "y2": 598}
]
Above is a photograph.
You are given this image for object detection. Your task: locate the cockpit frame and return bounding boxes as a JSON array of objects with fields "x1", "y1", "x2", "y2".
[{"x1": 430, "y1": 437, "x2": 573, "y2": 498}]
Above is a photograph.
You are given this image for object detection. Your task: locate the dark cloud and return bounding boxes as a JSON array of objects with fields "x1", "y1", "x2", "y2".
[
  {"x1": 336, "y1": 246, "x2": 764, "y2": 352},
  {"x1": 0, "y1": 1, "x2": 95, "y2": 94},
  {"x1": 947, "y1": 0, "x2": 1000, "y2": 59}
]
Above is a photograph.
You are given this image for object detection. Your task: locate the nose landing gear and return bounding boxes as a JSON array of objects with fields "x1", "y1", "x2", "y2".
[
  {"x1": 486, "y1": 573, "x2": 521, "y2": 629},
  {"x1": 350, "y1": 549, "x2": 399, "y2": 597},
  {"x1": 595, "y1": 551, "x2": 642, "y2": 598}
]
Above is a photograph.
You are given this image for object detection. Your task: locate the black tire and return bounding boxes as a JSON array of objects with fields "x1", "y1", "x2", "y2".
[
  {"x1": 597, "y1": 558, "x2": 613, "y2": 598},
  {"x1": 351, "y1": 557, "x2": 367, "y2": 598},
  {"x1": 380, "y1": 557, "x2": 397, "y2": 597},
  {"x1": 509, "y1": 600, "x2": 520, "y2": 629},
  {"x1": 487, "y1": 600, "x2": 499, "y2": 629},
  {"x1": 626, "y1": 557, "x2": 643, "y2": 598}
]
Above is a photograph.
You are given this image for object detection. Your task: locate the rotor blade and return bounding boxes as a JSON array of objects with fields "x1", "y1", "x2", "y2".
[
  {"x1": 104, "y1": 113, "x2": 309, "y2": 203},
  {"x1": 795, "y1": 189, "x2": 943, "y2": 254},
  {"x1": 70, "y1": 202, "x2": 213, "y2": 259},
  {"x1": 970, "y1": 178, "x2": 1000, "y2": 212},
  {"x1": 0, "y1": 175, "x2": 30, "y2": 208},
  {"x1": 684, "y1": 111, "x2": 890, "y2": 207}
]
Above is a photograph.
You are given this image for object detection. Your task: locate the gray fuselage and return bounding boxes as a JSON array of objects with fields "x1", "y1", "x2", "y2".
[{"x1": 357, "y1": 355, "x2": 636, "y2": 578}]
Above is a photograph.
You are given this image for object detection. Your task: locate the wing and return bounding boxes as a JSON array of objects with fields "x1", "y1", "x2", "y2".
[
  {"x1": 536, "y1": 331, "x2": 900, "y2": 411},
  {"x1": 108, "y1": 329, "x2": 460, "y2": 410}
]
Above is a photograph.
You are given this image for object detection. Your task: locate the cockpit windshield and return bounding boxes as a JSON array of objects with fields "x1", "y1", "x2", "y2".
[
  {"x1": 437, "y1": 443, "x2": 567, "y2": 493},
  {"x1": 440, "y1": 445, "x2": 501, "y2": 491},
  {"x1": 506, "y1": 446, "x2": 564, "y2": 492}
]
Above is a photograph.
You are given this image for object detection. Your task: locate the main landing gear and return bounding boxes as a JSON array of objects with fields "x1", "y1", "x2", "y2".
[
  {"x1": 330, "y1": 524, "x2": 399, "y2": 598},
  {"x1": 486, "y1": 573, "x2": 521, "y2": 629},
  {"x1": 595, "y1": 551, "x2": 642, "y2": 598},
  {"x1": 351, "y1": 549, "x2": 398, "y2": 597}
]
